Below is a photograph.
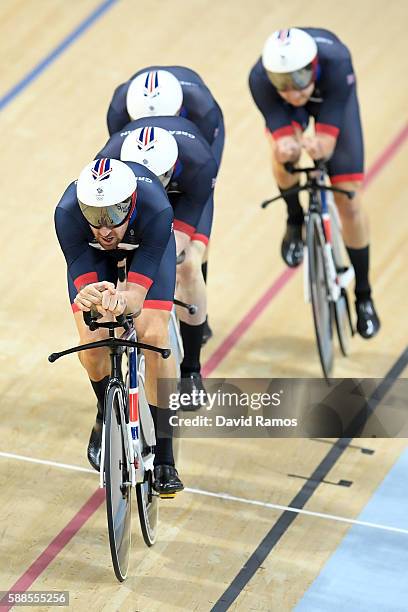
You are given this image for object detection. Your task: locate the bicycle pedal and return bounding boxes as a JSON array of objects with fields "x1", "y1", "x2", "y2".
[{"x1": 159, "y1": 492, "x2": 176, "y2": 499}]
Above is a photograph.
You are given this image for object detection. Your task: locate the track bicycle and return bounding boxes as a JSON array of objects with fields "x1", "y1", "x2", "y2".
[
  {"x1": 262, "y1": 160, "x2": 355, "y2": 379},
  {"x1": 49, "y1": 310, "x2": 170, "y2": 581},
  {"x1": 48, "y1": 288, "x2": 195, "y2": 584}
]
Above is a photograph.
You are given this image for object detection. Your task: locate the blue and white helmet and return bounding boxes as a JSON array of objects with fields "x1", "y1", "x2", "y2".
[
  {"x1": 77, "y1": 158, "x2": 137, "y2": 227},
  {"x1": 120, "y1": 126, "x2": 178, "y2": 188},
  {"x1": 262, "y1": 28, "x2": 318, "y2": 91},
  {"x1": 126, "y1": 70, "x2": 183, "y2": 119}
]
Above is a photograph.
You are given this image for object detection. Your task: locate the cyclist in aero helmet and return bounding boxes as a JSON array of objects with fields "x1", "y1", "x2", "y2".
[
  {"x1": 262, "y1": 28, "x2": 318, "y2": 93},
  {"x1": 77, "y1": 158, "x2": 137, "y2": 230},
  {"x1": 107, "y1": 66, "x2": 225, "y2": 345},
  {"x1": 121, "y1": 125, "x2": 179, "y2": 188},
  {"x1": 107, "y1": 66, "x2": 224, "y2": 165},
  {"x1": 55, "y1": 158, "x2": 184, "y2": 496},
  {"x1": 249, "y1": 27, "x2": 380, "y2": 339},
  {"x1": 96, "y1": 117, "x2": 218, "y2": 409},
  {"x1": 126, "y1": 70, "x2": 183, "y2": 120}
]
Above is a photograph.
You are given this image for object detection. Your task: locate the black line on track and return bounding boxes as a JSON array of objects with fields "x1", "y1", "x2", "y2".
[
  {"x1": 311, "y1": 438, "x2": 375, "y2": 453},
  {"x1": 211, "y1": 346, "x2": 408, "y2": 611},
  {"x1": 287, "y1": 473, "x2": 353, "y2": 487}
]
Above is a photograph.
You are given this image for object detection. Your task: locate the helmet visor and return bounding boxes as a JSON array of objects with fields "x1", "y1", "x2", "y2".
[
  {"x1": 267, "y1": 63, "x2": 314, "y2": 91},
  {"x1": 78, "y1": 196, "x2": 133, "y2": 229}
]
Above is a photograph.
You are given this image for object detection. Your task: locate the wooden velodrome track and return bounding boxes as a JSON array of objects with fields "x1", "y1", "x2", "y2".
[{"x1": 0, "y1": 0, "x2": 407, "y2": 610}]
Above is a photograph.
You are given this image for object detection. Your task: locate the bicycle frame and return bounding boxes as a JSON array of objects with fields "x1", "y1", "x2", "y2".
[
  {"x1": 94, "y1": 323, "x2": 155, "y2": 490},
  {"x1": 48, "y1": 315, "x2": 170, "y2": 490},
  {"x1": 261, "y1": 161, "x2": 356, "y2": 378},
  {"x1": 303, "y1": 170, "x2": 348, "y2": 305}
]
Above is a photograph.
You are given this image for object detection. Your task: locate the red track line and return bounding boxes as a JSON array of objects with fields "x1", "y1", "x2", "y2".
[
  {"x1": 3, "y1": 122, "x2": 407, "y2": 600},
  {"x1": 0, "y1": 490, "x2": 105, "y2": 611},
  {"x1": 202, "y1": 267, "x2": 297, "y2": 377},
  {"x1": 364, "y1": 122, "x2": 408, "y2": 188},
  {"x1": 202, "y1": 121, "x2": 408, "y2": 376}
]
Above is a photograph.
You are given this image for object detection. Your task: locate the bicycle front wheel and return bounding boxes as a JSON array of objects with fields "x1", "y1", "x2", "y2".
[
  {"x1": 307, "y1": 214, "x2": 334, "y2": 379},
  {"x1": 328, "y1": 201, "x2": 354, "y2": 357},
  {"x1": 105, "y1": 384, "x2": 132, "y2": 582},
  {"x1": 334, "y1": 289, "x2": 353, "y2": 356}
]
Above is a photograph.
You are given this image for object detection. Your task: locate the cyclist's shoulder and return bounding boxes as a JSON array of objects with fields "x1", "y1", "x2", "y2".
[
  {"x1": 130, "y1": 64, "x2": 203, "y2": 84},
  {"x1": 174, "y1": 122, "x2": 215, "y2": 170},
  {"x1": 55, "y1": 181, "x2": 89, "y2": 237},
  {"x1": 249, "y1": 57, "x2": 270, "y2": 88},
  {"x1": 163, "y1": 65, "x2": 206, "y2": 87},
  {"x1": 250, "y1": 56, "x2": 265, "y2": 75},
  {"x1": 110, "y1": 80, "x2": 130, "y2": 104},
  {"x1": 248, "y1": 58, "x2": 280, "y2": 106},
  {"x1": 166, "y1": 116, "x2": 210, "y2": 143},
  {"x1": 123, "y1": 115, "x2": 208, "y2": 149},
  {"x1": 124, "y1": 161, "x2": 171, "y2": 213},
  {"x1": 56, "y1": 180, "x2": 78, "y2": 213},
  {"x1": 303, "y1": 27, "x2": 351, "y2": 61},
  {"x1": 96, "y1": 130, "x2": 125, "y2": 158}
]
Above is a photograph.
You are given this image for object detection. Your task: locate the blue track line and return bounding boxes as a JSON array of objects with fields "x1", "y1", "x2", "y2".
[{"x1": 0, "y1": 0, "x2": 118, "y2": 112}]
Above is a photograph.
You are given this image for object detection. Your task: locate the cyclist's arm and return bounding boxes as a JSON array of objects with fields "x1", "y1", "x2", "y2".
[
  {"x1": 95, "y1": 131, "x2": 124, "y2": 159},
  {"x1": 195, "y1": 107, "x2": 220, "y2": 144},
  {"x1": 304, "y1": 62, "x2": 353, "y2": 162},
  {"x1": 249, "y1": 62, "x2": 295, "y2": 139},
  {"x1": 94, "y1": 207, "x2": 175, "y2": 316},
  {"x1": 313, "y1": 59, "x2": 354, "y2": 143},
  {"x1": 125, "y1": 206, "x2": 174, "y2": 310},
  {"x1": 302, "y1": 132, "x2": 337, "y2": 161},
  {"x1": 55, "y1": 207, "x2": 99, "y2": 289}
]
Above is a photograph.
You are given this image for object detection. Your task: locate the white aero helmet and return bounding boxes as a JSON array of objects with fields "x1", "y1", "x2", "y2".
[
  {"x1": 120, "y1": 126, "x2": 179, "y2": 188},
  {"x1": 262, "y1": 28, "x2": 318, "y2": 91},
  {"x1": 77, "y1": 158, "x2": 137, "y2": 228},
  {"x1": 126, "y1": 69, "x2": 183, "y2": 119}
]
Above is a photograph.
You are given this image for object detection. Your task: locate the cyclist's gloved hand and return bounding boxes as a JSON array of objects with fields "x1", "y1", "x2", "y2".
[
  {"x1": 302, "y1": 134, "x2": 325, "y2": 160},
  {"x1": 74, "y1": 281, "x2": 114, "y2": 313},
  {"x1": 100, "y1": 284, "x2": 127, "y2": 317},
  {"x1": 275, "y1": 136, "x2": 301, "y2": 164}
]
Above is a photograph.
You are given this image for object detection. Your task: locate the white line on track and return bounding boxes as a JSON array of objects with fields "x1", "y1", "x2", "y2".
[
  {"x1": 1, "y1": 450, "x2": 407, "y2": 536},
  {"x1": 0, "y1": 451, "x2": 95, "y2": 474}
]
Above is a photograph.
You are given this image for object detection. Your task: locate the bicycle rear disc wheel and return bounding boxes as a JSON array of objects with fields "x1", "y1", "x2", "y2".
[
  {"x1": 307, "y1": 214, "x2": 334, "y2": 379},
  {"x1": 105, "y1": 385, "x2": 132, "y2": 582},
  {"x1": 136, "y1": 469, "x2": 159, "y2": 547},
  {"x1": 334, "y1": 290, "x2": 352, "y2": 357}
]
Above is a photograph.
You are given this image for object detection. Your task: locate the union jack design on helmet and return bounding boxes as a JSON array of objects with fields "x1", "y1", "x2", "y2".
[
  {"x1": 91, "y1": 158, "x2": 112, "y2": 181},
  {"x1": 277, "y1": 29, "x2": 290, "y2": 43},
  {"x1": 136, "y1": 126, "x2": 157, "y2": 150},
  {"x1": 144, "y1": 71, "x2": 159, "y2": 96}
]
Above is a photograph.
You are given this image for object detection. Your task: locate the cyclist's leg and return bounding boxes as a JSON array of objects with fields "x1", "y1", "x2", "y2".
[
  {"x1": 267, "y1": 111, "x2": 309, "y2": 267},
  {"x1": 133, "y1": 234, "x2": 177, "y2": 406},
  {"x1": 200, "y1": 245, "x2": 212, "y2": 345},
  {"x1": 327, "y1": 87, "x2": 380, "y2": 338},
  {"x1": 134, "y1": 235, "x2": 183, "y2": 492},
  {"x1": 327, "y1": 88, "x2": 366, "y2": 247},
  {"x1": 182, "y1": 191, "x2": 213, "y2": 326},
  {"x1": 69, "y1": 255, "x2": 116, "y2": 384},
  {"x1": 135, "y1": 308, "x2": 175, "y2": 405},
  {"x1": 176, "y1": 195, "x2": 212, "y2": 400},
  {"x1": 201, "y1": 108, "x2": 224, "y2": 343},
  {"x1": 68, "y1": 255, "x2": 117, "y2": 470}
]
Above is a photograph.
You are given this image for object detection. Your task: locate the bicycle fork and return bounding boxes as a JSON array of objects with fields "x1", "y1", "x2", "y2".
[{"x1": 128, "y1": 347, "x2": 144, "y2": 486}]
